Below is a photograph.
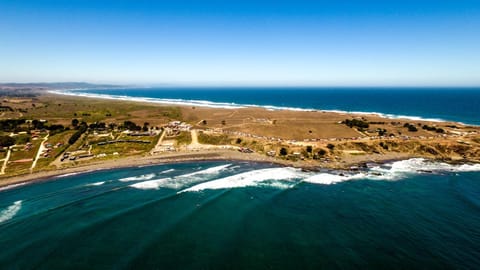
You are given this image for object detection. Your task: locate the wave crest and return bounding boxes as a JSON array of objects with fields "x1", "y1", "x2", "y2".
[{"x1": 0, "y1": 200, "x2": 22, "y2": 224}]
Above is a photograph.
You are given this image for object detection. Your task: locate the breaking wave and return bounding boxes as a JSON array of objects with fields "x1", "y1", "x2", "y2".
[
  {"x1": 179, "y1": 167, "x2": 302, "y2": 192},
  {"x1": 179, "y1": 164, "x2": 231, "y2": 178},
  {"x1": 0, "y1": 200, "x2": 22, "y2": 224},
  {"x1": 89, "y1": 159, "x2": 480, "y2": 193},
  {"x1": 129, "y1": 164, "x2": 232, "y2": 190},
  {"x1": 119, "y1": 173, "x2": 156, "y2": 182},
  {"x1": 178, "y1": 159, "x2": 480, "y2": 192},
  {"x1": 86, "y1": 181, "x2": 106, "y2": 186}
]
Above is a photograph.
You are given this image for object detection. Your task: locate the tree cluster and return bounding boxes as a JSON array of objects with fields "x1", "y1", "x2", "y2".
[
  {"x1": 68, "y1": 122, "x2": 87, "y2": 145},
  {"x1": 422, "y1": 125, "x2": 444, "y2": 133},
  {"x1": 403, "y1": 123, "x2": 418, "y2": 132},
  {"x1": 343, "y1": 119, "x2": 369, "y2": 129}
]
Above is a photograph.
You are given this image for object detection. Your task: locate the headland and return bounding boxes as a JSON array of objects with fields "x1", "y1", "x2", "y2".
[{"x1": 0, "y1": 84, "x2": 479, "y2": 188}]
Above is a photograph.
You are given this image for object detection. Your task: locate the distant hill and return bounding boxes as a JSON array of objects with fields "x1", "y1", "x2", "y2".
[
  {"x1": 0, "y1": 82, "x2": 121, "y2": 90},
  {"x1": 0, "y1": 82, "x2": 123, "y2": 97}
]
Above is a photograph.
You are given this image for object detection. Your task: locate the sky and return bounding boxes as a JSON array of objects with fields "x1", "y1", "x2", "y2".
[{"x1": 1, "y1": 0, "x2": 479, "y2": 86}]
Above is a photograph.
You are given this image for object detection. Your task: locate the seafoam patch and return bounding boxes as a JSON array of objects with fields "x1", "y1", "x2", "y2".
[
  {"x1": 0, "y1": 200, "x2": 22, "y2": 224},
  {"x1": 179, "y1": 167, "x2": 302, "y2": 192},
  {"x1": 178, "y1": 164, "x2": 231, "y2": 178},
  {"x1": 119, "y1": 173, "x2": 156, "y2": 182}
]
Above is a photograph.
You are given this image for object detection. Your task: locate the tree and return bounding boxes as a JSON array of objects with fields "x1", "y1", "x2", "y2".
[
  {"x1": 221, "y1": 120, "x2": 226, "y2": 125},
  {"x1": 71, "y1": 119, "x2": 79, "y2": 127},
  {"x1": 202, "y1": 120, "x2": 207, "y2": 125},
  {"x1": 236, "y1": 138, "x2": 242, "y2": 144},
  {"x1": 0, "y1": 136, "x2": 15, "y2": 147},
  {"x1": 327, "y1": 143, "x2": 335, "y2": 150},
  {"x1": 318, "y1": 149, "x2": 327, "y2": 156},
  {"x1": 280, "y1": 147, "x2": 288, "y2": 156},
  {"x1": 306, "y1": 145, "x2": 313, "y2": 153}
]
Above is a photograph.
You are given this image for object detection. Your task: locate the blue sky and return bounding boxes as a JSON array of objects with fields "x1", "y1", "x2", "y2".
[{"x1": 1, "y1": 0, "x2": 479, "y2": 86}]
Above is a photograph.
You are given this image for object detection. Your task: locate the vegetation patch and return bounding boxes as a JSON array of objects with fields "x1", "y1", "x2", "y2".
[{"x1": 198, "y1": 132, "x2": 231, "y2": 145}]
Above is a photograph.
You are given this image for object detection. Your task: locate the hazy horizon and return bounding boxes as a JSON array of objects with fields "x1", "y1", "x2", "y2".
[{"x1": 1, "y1": 0, "x2": 479, "y2": 86}]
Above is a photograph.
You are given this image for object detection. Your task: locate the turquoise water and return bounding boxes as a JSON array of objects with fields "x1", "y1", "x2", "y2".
[
  {"x1": 1, "y1": 160, "x2": 480, "y2": 269},
  {"x1": 55, "y1": 87, "x2": 480, "y2": 125}
]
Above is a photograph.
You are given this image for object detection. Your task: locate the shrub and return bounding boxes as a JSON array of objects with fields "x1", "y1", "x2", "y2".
[{"x1": 306, "y1": 145, "x2": 313, "y2": 153}]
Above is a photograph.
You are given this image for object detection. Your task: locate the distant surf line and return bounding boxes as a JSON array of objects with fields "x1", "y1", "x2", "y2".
[{"x1": 50, "y1": 89, "x2": 458, "y2": 124}]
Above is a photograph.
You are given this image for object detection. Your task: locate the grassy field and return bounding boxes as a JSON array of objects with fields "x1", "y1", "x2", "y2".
[
  {"x1": 175, "y1": 131, "x2": 192, "y2": 145},
  {"x1": 197, "y1": 132, "x2": 231, "y2": 145}
]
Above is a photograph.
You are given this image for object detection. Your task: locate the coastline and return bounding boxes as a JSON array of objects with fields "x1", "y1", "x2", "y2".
[
  {"x1": 0, "y1": 149, "x2": 417, "y2": 190},
  {"x1": 0, "y1": 90, "x2": 479, "y2": 190},
  {"x1": 49, "y1": 89, "x2": 473, "y2": 125}
]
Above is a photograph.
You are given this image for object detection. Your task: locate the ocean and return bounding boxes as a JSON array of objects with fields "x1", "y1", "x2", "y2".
[
  {"x1": 1, "y1": 87, "x2": 480, "y2": 269},
  {"x1": 52, "y1": 87, "x2": 480, "y2": 125},
  {"x1": 1, "y1": 159, "x2": 480, "y2": 269}
]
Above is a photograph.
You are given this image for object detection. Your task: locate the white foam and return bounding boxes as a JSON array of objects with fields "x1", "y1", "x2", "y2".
[
  {"x1": 0, "y1": 200, "x2": 22, "y2": 224},
  {"x1": 119, "y1": 173, "x2": 156, "y2": 182},
  {"x1": 179, "y1": 167, "x2": 302, "y2": 192},
  {"x1": 160, "y1": 169, "x2": 175, "y2": 174},
  {"x1": 55, "y1": 172, "x2": 81, "y2": 178},
  {"x1": 129, "y1": 164, "x2": 232, "y2": 190},
  {"x1": 0, "y1": 183, "x2": 27, "y2": 192},
  {"x1": 130, "y1": 178, "x2": 172, "y2": 190},
  {"x1": 179, "y1": 164, "x2": 231, "y2": 178},
  {"x1": 127, "y1": 159, "x2": 480, "y2": 191},
  {"x1": 86, "y1": 181, "x2": 105, "y2": 186},
  {"x1": 303, "y1": 172, "x2": 367, "y2": 185}
]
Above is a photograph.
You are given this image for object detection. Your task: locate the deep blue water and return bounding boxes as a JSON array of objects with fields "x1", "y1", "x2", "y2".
[
  {"x1": 1, "y1": 160, "x2": 480, "y2": 269},
  {"x1": 68, "y1": 87, "x2": 480, "y2": 125}
]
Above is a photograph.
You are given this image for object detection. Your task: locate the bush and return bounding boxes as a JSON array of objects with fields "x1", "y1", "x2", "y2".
[
  {"x1": 327, "y1": 143, "x2": 335, "y2": 150},
  {"x1": 279, "y1": 147, "x2": 288, "y2": 156}
]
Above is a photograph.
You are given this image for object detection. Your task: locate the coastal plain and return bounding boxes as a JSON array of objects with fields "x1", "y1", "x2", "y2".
[{"x1": 0, "y1": 91, "x2": 479, "y2": 187}]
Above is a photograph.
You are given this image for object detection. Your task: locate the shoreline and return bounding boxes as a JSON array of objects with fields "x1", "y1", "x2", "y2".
[
  {"x1": 49, "y1": 89, "x2": 474, "y2": 125},
  {"x1": 0, "y1": 149, "x2": 419, "y2": 190}
]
